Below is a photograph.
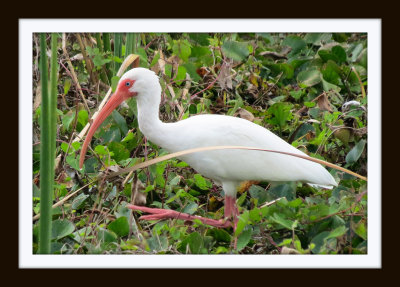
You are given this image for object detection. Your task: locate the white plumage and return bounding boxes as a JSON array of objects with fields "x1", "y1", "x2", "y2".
[{"x1": 80, "y1": 67, "x2": 337, "y2": 229}]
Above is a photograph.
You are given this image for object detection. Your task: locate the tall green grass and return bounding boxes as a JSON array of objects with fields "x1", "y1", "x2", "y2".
[
  {"x1": 38, "y1": 33, "x2": 58, "y2": 254},
  {"x1": 113, "y1": 33, "x2": 122, "y2": 73}
]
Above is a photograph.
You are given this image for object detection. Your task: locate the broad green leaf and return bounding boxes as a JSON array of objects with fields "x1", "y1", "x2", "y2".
[
  {"x1": 97, "y1": 228, "x2": 117, "y2": 243},
  {"x1": 322, "y1": 60, "x2": 341, "y2": 85},
  {"x1": 346, "y1": 139, "x2": 366, "y2": 164},
  {"x1": 304, "y1": 33, "x2": 332, "y2": 45},
  {"x1": 236, "y1": 226, "x2": 252, "y2": 251},
  {"x1": 222, "y1": 40, "x2": 249, "y2": 61},
  {"x1": 289, "y1": 90, "x2": 303, "y2": 100},
  {"x1": 108, "y1": 142, "x2": 130, "y2": 163},
  {"x1": 266, "y1": 103, "x2": 294, "y2": 129},
  {"x1": 63, "y1": 78, "x2": 71, "y2": 95},
  {"x1": 189, "y1": 33, "x2": 210, "y2": 45},
  {"x1": 173, "y1": 40, "x2": 191, "y2": 62},
  {"x1": 137, "y1": 47, "x2": 149, "y2": 68},
  {"x1": 332, "y1": 45, "x2": 347, "y2": 63},
  {"x1": 72, "y1": 193, "x2": 89, "y2": 210},
  {"x1": 235, "y1": 210, "x2": 249, "y2": 236},
  {"x1": 249, "y1": 185, "x2": 268, "y2": 205},
  {"x1": 282, "y1": 35, "x2": 306, "y2": 55},
  {"x1": 193, "y1": 174, "x2": 212, "y2": 190},
  {"x1": 318, "y1": 49, "x2": 339, "y2": 63},
  {"x1": 326, "y1": 225, "x2": 347, "y2": 239},
  {"x1": 52, "y1": 219, "x2": 75, "y2": 240},
  {"x1": 297, "y1": 69, "x2": 321, "y2": 87},
  {"x1": 62, "y1": 111, "x2": 75, "y2": 131},
  {"x1": 111, "y1": 76, "x2": 120, "y2": 93},
  {"x1": 112, "y1": 110, "x2": 128, "y2": 134},
  {"x1": 175, "y1": 65, "x2": 187, "y2": 83},
  {"x1": 77, "y1": 109, "x2": 89, "y2": 128},
  {"x1": 207, "y1": 229, "x2": 231, "y2": 243},
  {"x1": 182, "y1": 202, "x2": 198, "y2": 215},
  {"x1": 182, "y1": 63, "x2": 201, "y2": 82},
  {"x1": 179, "y1": 232, "x2": 203, "y2": 254},
  {"x1": 108, "y1": 216, "x2": 129, "y2": 237},
  {"x1": 270, "y1": 213, "x2": 296, "y2": 230},
  {"x1": 353, "y1": 220, "x2": 367, "y2": 240}
]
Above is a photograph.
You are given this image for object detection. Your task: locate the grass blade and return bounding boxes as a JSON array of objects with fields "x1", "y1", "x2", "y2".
[
  {"x1": 102, "y1": 33, "x2": 112, "y2": 82},
  {"x1": 38, "y1": 33, "x2": 58, "y2": 254},
  {"x1": 114, "y1": 33, "x2": 122, "y2": 73},
  {"x1": 125, "y1": 33, "x2": 137, "y2": 56}
]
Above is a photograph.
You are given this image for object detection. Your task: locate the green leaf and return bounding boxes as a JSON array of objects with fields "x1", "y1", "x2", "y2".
[
  {"x1": 63, "y1": 78, "x2": 71, "y2": 95},
  {"x1": 182, "y1": 63, "x2": 201, "y2": 82},
  {"x1": 72, "y1": 193, "x2": 89, "y2": 210},
  {"x1": 353, "y1": 220, "x2": 367, "y2": 240},
  {"x1": 236, "y1": 226, "x2": 252, "y2": 251},
  {"x1": 270, "y1": 213, "x2": 296, "y2": 230},
  {"x1": 267, "y1": 63, "x2": 294, "y2": 79},
  {"x1": 107, "y1": 216, "x2": 129, "y2": 237},
  {"x1": 326, "y1": 225, "x2": 347, "y2": 240},
  {"x1": 111, "y1": 76, "x2": 120, "y2": 93},
  {"x1": 137, "y1": 47, "x2": 149, "y2": 68},
  {"x1": 207, "y1": 229, "x2": 231, "y2": 243},
  {"x1": 66, "y1": 155, "x2": 80, "y2": 170},
  {"x1": 235, "y1": 210, "x2": 249, "y2": 236},
  {"x1": 249, "y1": 185, "x2": 268, "y2": 205},
  {"x1": 182, "y1": 202, "x2": 198, "y2": 215},
  {"x1": 282, "y1": 35, "x2": 306, "y2": 55},
  {"x1": 97, "y1": 228, "x2": 117, "y2": 243},
  {"x1": 107, "y1": 142, "x2": 130, "y2": 163},
  {"x1": 150, "y1": 52, "x2": 160, "y2": 67},
  {"x1": 289, "y1": 90, "x2": 303, "y2": 100},
  {"x1": 222, "y1": 40, "x2": 249, "y2": 61},
  {"x1": 77, "y1": 109, "x2": 89, "y2": 128},
  {"x1": 318, "y1": 49, "x2": 339, "y2": 63},
  {"x1": 112, "y1": 110, "x2": 128, "y2": 134},
  {"x1": 304, "y1": 33, "x2": 332, "y2": 45},
  {"x1": 179, "y1": 232, "x2": 203, "y2": 254},
  {"x1": 189, "y1": 33, "x2": 210, "y2": 45},
  {"x1": 51, "y1": 219, "x2": 75, "y2": 240},
  {"x1": 346, "y1": 139, "x2": 366, "y2": 164},
  {"x1": 193, "y1": 174, "x2": 212, "y2": 190},
  {"x1": 297, "y1": 69, "x2": 321, "y2": 87},
  {"x1": 175, "y1": 65, "x2": 187, "y2": 83},
  {"x1": 321, "y1": 60, "x2": 341, "y2": 85},
  {"x1": 172, "y1": 40, "x2": 191, "y2": 62},
  {"x1": 266, "y1": 102, "x2": 294, "y2": 129},
  {"x1": 332, "y1": 45, "x2": 347, "y2": 63},
  {"x1": 62, "y1": 111, "x2": 75, "y2": 131}
]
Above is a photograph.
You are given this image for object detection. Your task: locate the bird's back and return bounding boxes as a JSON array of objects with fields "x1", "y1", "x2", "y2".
[{"x1": 151, "y1": 114, "x2": 337, "y2": 188}]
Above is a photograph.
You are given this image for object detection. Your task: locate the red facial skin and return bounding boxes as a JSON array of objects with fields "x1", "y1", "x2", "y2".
[{"x1": 79, "y1": 79, "x2": 136, "y2": 168}]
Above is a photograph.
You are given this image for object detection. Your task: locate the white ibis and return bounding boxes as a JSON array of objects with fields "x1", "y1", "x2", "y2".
[{"x1": 79, "y1": 68, "x2": 337, "y2": 233}]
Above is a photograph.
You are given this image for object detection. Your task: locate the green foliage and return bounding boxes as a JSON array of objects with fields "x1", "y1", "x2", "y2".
[{"x1": 32, "y1": 32, "x2": 367, "y2": 255}]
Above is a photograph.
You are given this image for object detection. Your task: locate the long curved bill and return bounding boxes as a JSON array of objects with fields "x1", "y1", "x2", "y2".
[{"x1": 79, "y1": 91, "x2": 128, "y2": 169}]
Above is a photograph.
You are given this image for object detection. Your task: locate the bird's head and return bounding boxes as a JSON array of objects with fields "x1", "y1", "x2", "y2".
[{"x1": 78, "y1": 68, "x2": 160, "y2": 169}]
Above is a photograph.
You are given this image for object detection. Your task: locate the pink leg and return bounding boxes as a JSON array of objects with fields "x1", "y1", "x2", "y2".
[
  {"x1": 224, "y1": 195, "x2": 239, "y2": 249},
  {"x1": 126, "y1": 204, "x2": 232, "y2": 228}
]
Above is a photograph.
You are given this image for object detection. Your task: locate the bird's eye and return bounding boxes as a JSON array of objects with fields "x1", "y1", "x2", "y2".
[{"x1": 125, "y1": 82, "x2": 131, "y2": 87}]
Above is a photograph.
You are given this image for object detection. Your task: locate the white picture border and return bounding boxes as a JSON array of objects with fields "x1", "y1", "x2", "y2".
[{"x1": 19, "y1": 19, "x2": 381, "y2": 268}]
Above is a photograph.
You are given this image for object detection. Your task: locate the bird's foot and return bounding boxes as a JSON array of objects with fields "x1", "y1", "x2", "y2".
[{"x1": 126, "y1": 204, "x2": 233, "y2": 228}]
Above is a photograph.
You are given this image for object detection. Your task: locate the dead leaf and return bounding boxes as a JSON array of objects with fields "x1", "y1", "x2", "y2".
[
  {"x1": 296, "y1": 106, "x2": 309, "y2": 116},
  {"x1": 315, "y1": 93, "x2": 333, "y2": 112},
  {"x1": 235, "y1": 108, "x2": 255, "y2": 122},
  {"x1": 217, "y1": 60, "x2": 233, "y2": 90},
  {"x1": 281, "y1": 246, "x2": 301, "y2": 254},
  {"x1": 33, "y1": 85, "x2": 41, "y2": 111},
  {"x1": 132, "y1": 178, "x2": 146, "y2": 206}
]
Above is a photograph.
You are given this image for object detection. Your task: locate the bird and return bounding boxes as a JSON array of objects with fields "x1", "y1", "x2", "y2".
[{"x1": 79, "y1": 67, "x2": 337, "y2": 233}]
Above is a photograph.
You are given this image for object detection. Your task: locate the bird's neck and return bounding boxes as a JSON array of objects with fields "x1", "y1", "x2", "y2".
[{"x1": 136, "y1": 89, "x2": 167, "y2": 146}]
